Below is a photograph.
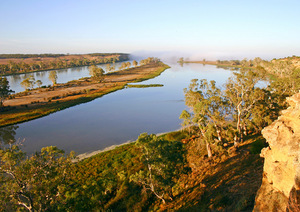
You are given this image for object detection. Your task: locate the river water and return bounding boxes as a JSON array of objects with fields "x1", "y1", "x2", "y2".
[{"x1": 1, "y1": 62, "x2": 233, "y2": 155}]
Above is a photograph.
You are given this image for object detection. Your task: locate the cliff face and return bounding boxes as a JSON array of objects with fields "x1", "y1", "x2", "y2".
[{"x1": 254, "y1": 92, "x2": 300, "y2": 211}]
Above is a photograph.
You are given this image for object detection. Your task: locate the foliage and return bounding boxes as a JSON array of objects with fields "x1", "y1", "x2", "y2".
[
  {"x1": 224, "y1": 70, "x2": 263, "y2": 145},
  {"x1": 130, "y1": 133, "x2": 190, "y2": 204},
  {"x1": 0, "y1": 54, "x2": 65, "y2": 59},
  {"x1": 0, "y1": 145, "x2": 74, "y2": 211},
  {"x1": 48, "y1": 71, "x2": 58, "y2": 85},
  {"x1": 0, "y1": 54, "x2": 129, "y2": 75},
  {"x1": 64, "y1": 143, "x2": 147, "y2": 211},
  {"x1": 89, "y1": 65, "x2": 105, "y2": 82},
  {"x1": 132, "y1": 60, "x2": 138, "y2": 67},
  {"x1": 179, "y1": 110, "x2": 192, "y2": 134},
  {"x1": 20, "y1": 75, "x2": 35, "y2": 91},
  {"x1": 0, "y1": 77, "x2": 14, "y2": 108},
  {"x1": 183, "y1": 79, "x2": 228, "y2": 157}
]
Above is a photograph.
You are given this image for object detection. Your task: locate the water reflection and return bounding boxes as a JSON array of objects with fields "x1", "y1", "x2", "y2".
[{"x1": 0, "y1": 125, "x2": 19, "y2": 147}]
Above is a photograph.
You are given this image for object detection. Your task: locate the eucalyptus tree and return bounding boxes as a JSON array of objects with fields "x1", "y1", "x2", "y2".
[
  {"x1": 89, "y1": 65, "x2": 105, "y2": 82},
  {"x1": 0, "y1": 145, "x2": 74, "y2": 211},
  {"x1": 49, "y1": 71, "x2": 58, "y2": 85},
  {"x1": 130, "y1": 133, "x2": 189, "y2": 204},
  {"x1": 21, "y1": 75, "x2": 35, "y2": 91},
  {"x1": 119, "y1": 62, "x2": 127, "y2": 70},
  {"x1": 132, "y1": 60, "x2": 138, "y2": 67},
  {"x1": 0, "y1": 77, "x2": 14, "y2": 108},
  {"x1": 183, "y1": 79, "x2": 228, "y2": 157},
  {"x1": 106, "y1": 63, "x2": 113, "y2": 72},
  {"x1": 179, "y1": 110, "x2": 192, "y2": 134},
  {"x1": 224, "y1": 69, "x2": 262, "y2": 146},
  {"x1": 125, "y1": 62, "x2": 131, "y2": 69}
]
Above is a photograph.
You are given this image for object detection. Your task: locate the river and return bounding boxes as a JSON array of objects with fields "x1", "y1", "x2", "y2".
[{"x1": 1, "y1": 62, "x2": 233, "y2": 155}]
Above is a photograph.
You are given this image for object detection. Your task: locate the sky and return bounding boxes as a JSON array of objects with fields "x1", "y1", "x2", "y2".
[{"x1": 0, "y1": 0, "x2": 299, "y2": 60}]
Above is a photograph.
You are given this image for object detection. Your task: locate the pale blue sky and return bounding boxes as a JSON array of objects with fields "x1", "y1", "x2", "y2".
[{"x1": 0, "y1": 0, "x2": 299, "y2": 59}]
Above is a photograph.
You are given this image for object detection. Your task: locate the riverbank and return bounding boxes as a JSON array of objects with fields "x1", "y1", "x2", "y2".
[
  {"x1": 0, "y1": 53, "x2": 129, "y2": 76},
  {"x1": 181, "y1": 60, "x2": 253, "y2": 69},
  {"x1": 73, "y1": 128, "x2": 181, "y2": 162},
  {"x1": 0, "y1": 62, "x2": 170, "y2": 127},
  {"x1": 70, "y1": 128, "x2": 264, "y2": 211}
]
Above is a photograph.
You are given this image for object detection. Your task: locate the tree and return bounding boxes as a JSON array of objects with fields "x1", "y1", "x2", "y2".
[
  {"x1": 179, "y1": 110, "x2": 192, "y2": 134},
  {"x1": 130, "y1": 133, "x2": 189, "y2": 204},
  {"x1": 125, "y1": 62, "x2": 131, "y2": 69},
  {"x1": 0, "y1": 77, "x2": 14, "y2": 108},
  {"x1": 106, "y1": 64, "x2": 113, "y2": 72},
  {"x1": 35, "y1": 80, "x2": 42, "y2": 88},
  {"x1": 89, "y1": 65, "x2": 105, "y2": 82},
  {"x1": 224, "y1": 70, "x2": 262, "y2": 146},
  {"x1": 183, "y1": 79, "x2": 228, "y2": 157},
  {"x1": 21, "y1": 75, "x2": 35, "y2": 91},
  {"x1": 132, "y1": 60, "x2": 138, "y2": 67},
  {"x1": 119, "y1": 62, "x2": 127, "y2": 70},
  {"x1": 49, "y1": 71, "x2": 58, "y2": 85},
  {"x1": 0, "y1": 145, "x2": 74, "y2": 211}
]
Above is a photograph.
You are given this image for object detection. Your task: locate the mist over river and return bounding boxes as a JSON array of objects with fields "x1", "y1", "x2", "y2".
[{"x1": 1, "y1": 62, "x2": 233, "y2": 155}]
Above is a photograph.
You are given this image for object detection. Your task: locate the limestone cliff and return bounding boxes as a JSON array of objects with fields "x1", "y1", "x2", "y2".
[{"x1": 254, "y1": 92, "x2": 300, "y2": 211}]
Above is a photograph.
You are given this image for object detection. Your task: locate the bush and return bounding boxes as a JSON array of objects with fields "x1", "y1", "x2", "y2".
[
  {"x1": 250, "y1": 138, "x2": 268, "y2": 154},
  {"x1": 164, "y1": 131, "x2": 189, "y2": 142}
]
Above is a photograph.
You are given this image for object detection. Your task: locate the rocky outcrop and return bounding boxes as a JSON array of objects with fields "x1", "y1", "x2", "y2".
[{"x1": 254, "y1": 92, "x2": 300, "y2": 211}]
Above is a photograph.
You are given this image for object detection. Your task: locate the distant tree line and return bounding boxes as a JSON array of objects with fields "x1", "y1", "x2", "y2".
[
  {"x1": 0, "y1": 53, "x2": 128, "y2": 59},
  {"x1": 0, "y1": 54, "x2": 65, "y2": 59},
  {"x1": 0, "y1": 54, "x2": 129, "y2": 76}
]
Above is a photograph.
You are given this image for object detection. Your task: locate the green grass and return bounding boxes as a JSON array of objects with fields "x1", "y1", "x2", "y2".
[
  {"x1": 66, "y1": 131, "x2": 265, "y2": 211},
  {"x1": 127, "y1": 84, "x2": 164, "y2": 88}
]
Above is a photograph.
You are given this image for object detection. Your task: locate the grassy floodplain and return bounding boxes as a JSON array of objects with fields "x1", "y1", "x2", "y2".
[{"x1": 0, "y1": 62, "x2": 170, "y2": 127}]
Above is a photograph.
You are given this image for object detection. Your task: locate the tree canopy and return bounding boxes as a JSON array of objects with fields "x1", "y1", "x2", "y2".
[{"x1": 0, "y1": 77, "x2": 14, "y2": 108}]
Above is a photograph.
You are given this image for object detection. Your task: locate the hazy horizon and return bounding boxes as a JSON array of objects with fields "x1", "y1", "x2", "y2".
[{"x1": 1, "y1": 0, "x2": 299, "y2": 60}]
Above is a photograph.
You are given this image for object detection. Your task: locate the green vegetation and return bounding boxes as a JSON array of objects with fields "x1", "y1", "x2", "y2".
[
  {"x1": 0, "y1": 145, "x2": 74, "y2": 211},
  {"x1": 1, "y1": 56, "x2": 299, "y2": 211},
  {"x1": 127, "y1": 84, "x2": 163, "y2": 88},
  {"x1": 0, "y1": 53, "x2": 65, "y2": 59},
  {"x1": 130, "y1": 133, "x2": 190, "y2": 204},
  {"x1": 0, "y1": 53, "x2": 129, "y2": 76},
  {"x1": 48, "y1": 70, "x2": 58, "y2": 85},
  {"x1": 20, "y1": 75, "x2": 35, "y2": 91},
  {"x1": 89, "y1": 65, "x2": 105, "y2": 82},
  {"x1": 0, "y1": 77, "x2": 14, "y2": 109}
]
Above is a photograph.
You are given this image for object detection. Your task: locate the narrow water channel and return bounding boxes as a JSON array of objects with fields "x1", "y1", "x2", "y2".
[{"x1": 1, "y1": 63, "x2": 233, "y2": 155}]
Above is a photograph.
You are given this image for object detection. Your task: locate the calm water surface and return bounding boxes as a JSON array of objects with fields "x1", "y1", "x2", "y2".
[{"x1": 1, "y1": 63, "x2": 233, "y2": 155}]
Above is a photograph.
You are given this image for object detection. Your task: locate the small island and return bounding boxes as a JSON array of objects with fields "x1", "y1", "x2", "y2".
[{"x1": 0, "y1": 59, "x2": 169, "y2": 127}]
